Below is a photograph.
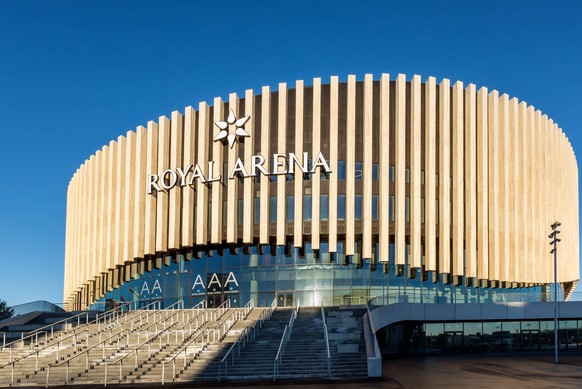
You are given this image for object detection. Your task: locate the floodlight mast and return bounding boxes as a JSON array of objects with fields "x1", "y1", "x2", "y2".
[{"x1": 549, "y1": 221, "x2": 561, "y2": 364}]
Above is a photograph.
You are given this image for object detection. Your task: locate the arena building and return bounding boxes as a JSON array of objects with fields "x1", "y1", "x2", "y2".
[{"x1": 63, "y1": 73, "x2": 579, "y2": 312}]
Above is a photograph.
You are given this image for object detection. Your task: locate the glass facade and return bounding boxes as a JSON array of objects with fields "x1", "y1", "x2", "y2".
[
  {"x1": 380, "y1": 319, "x2": 582, "y2": 355},
  {"x1": 90, "y1": 240, "x2": 549, "y2": 311}
]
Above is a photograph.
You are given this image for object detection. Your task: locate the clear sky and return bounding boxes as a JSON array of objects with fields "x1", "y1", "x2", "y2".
[{"x1": 1, "y1": 0, "x2": 581, "y2": 307}]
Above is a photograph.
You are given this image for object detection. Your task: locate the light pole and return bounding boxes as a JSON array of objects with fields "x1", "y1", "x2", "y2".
[{"x1": 548, "y1": 221, "x2": 561, "y2": 364}]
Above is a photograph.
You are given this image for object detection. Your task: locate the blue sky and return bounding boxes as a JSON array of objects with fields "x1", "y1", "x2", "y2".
[{"x1": 1, "y1": 1, "x2": 581, "y2": 307}]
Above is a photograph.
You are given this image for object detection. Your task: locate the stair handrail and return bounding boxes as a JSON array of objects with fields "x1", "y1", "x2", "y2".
[
  {"x1": 273, "y1": 325, "x2": 288, "y2": 381},
  {"x1": 321, "y1": 305, "x2": 331, "y2": 379},
  {"x1": 59, "y1": 301, "x2": 140, "y2": 342},
  {"x1": 46, "y1": 326, "x2": 130, "y2": 387},
  {"x1": 84, "y1": 301, "x2": 156, "y2": 337},
  {"x1": 140, "y1": 303, "x2": 211, "y2": 385},
  {"x1": 95, "y1": 300, "x2": 136, "y2": 323},
  {"x1": 162, "y1": 304, "x2": 237, "y2": 384},
  {"x1": 219, "y1": 303, "x2": 275, "y2": 382},
  {"x1": 163, "y1": 302, "x2": 240, "y2": 384},
  {"x1": 103, "y1": 306, "x2": 182, "y2": 386},
  {"x1": 273, "y1": 299, "x2": 299, "y2": 381},
  {"x1": 160, "y1": 327, "x2": 208, "y2": 385},
  {"x1": 216, "y1": 300, "x2": 255, "y2": 380},
  {"x1": 243, "y1": 299, "x2": 254, "y2": 318},
  {"x1": 0, "y1": 311, "x2": 89, "y2": 351},
  {"x1": 214, "y1": 299, "x2": 231, "y2": 321},
  {"x1": 1, "y1": 326, "x2": 90, "y2": 386}
]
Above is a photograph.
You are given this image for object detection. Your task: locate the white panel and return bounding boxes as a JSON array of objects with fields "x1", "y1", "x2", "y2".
[
  {"x1": 181, "y1": 108, "x2": 196, "y2": 247},
  {"x1": 243, "y1": 90, "x2": 255, "y2": 243},
  {"x1": 378, "y1": 73, "x2": 390, "y2": 263},
  {"x1": 395, "y1": 74, "x2": 406, "y2": 266},
  {"x1": 312, "y1": 78, "x2": 322, "y2": 251},
  {"x1": 451, "y1": 81, "x2": 464, "y2": 277},
  {"x1": 464, "y1": 84, "x2": 477, "y2": 279},
  {"x1": 211, "y1": 98, "x2": 224, "y2": 244},
  {"x1": 168, "y1": 111, "x2": 183, "y2": 250},
  {"x1": 345, "y1": 75, "x2": 356, "y2": 256},
  {"x1": 294, "y1": 81, "x2": 304, "y2": 248},
  {"x1": 410, "y1": 75, "x2": 421, "y2": 268},
  {"x1": 328, "y1": 77, "x2": 339, "y2": 253},
  {"x1": 424, "y1": 77, "x2": 437, "y2": 271},
  {"x1": 259, "y1": 86, "x2": 271, "y2": 245},
  {"x1": 438, "y1": 79, "x2": 451, "y2": 275},
  {"x1": 227, "y1": 93, "x2": 239, "y2": 243},
  {"x1": 362, "y1": 74, "x2": 373, "y2": 260},
  {"x1": 476, "y1": 87, "x2": 489, "y2": 280}
]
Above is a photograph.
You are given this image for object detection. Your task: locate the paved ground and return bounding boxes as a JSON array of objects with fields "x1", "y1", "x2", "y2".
[
  {"x1": 219, "y1": 353, "x2": 582, "y2": 389},
  {"x1": 382, "y1": 353, "x2": 582, "y2": 389},
  {"x1": 12, "y1": 354, "x2": 582, "y2": 389}
]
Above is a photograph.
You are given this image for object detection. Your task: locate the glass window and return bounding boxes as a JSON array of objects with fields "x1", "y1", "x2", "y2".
[
  {"x1": 355, "y1": 195, "x2": 362, "y2": 220},
  {"x1": 389, "y1": 196, "x2": 394, "y2": 221},
  {"x1": 483, "y1": 322, "x2": 502, "y2": 352},
  {"x1": 286, "y1": 195, "x2": 294, "y2": 221},
  {"x1": 421, "y1": 170, "x2": 425, "y2": 185},
  {"x1": 270, "y1": 196, "x2": 277, "y2": 222},
  {"x1": 338, "y1": 160, "x2": 347, "y2": 180},
  {"x1": 338, "y1": 194, "x2": 346, "y2": 220},
  {"x1": 421, "y1": 198, "x2": 425, "y2": 223},
  {"x1": 303, "y1": 194, "x2": 312, "y2": 221},
  {"x1": 405, "y1": 168, "x2": 410, "y2": 183},
  {"x1": 389, "y1": 165, "x2": 395, "y2": 182},
  {"x1": 320, "y1": 194, "x2": 329, "y2": 220},
  {"x1": 405, "y1": 197, "x2": 410, "y2": 223},
  {"x1": 355, "y1": 161, "x2": 363, "y2": 181},
  {"x1": 238, "y1": 199, "x2": 244, "y2": 225},
  {"x1": 372, "y1": 163, "x2": 379, "y2": 181},
  {"x1": 372, "y1": 195, "x2": 378, "y2": 221},
  {"x1": 425, "y1": 323, "x2": 445, "y2": 353},
  {"x1": 254, "y1": 197, "x2": 260, "y2": 224}
]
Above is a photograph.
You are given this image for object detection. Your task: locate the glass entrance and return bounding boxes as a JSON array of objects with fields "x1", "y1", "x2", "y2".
[
  {"x1": 445, "y1": 331, "x2": 464, "y2": 352},
  {"x1": 277, "y1": 291, "x2": 294, "y2": 307},
  {"x1": 522, "y1": 330, "x2": 540, "y2": 351}
]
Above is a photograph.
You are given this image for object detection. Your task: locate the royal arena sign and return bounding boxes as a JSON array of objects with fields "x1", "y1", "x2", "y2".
[{"x1": 147, "y1": 109, "x2": 331, "y2": 195}]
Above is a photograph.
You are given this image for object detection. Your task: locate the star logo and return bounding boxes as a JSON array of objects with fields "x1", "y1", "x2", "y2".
[{"x1": 213, "y1": 109, "x2": 250, "y2": 148}]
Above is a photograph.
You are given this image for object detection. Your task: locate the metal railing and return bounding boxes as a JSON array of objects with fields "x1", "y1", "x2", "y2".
[
  {"x1": 0, "y1": 301, "x2": 162, "y2": 386},
  {"x1": 216, "y1": 299, "x2": 262, "y2": 382},
  {"x1": 1, "y1": 326, "x2": 90, "y2": 386},
  {"x1": 46, "y1": 301, "x2": 166, "y2": 387},
  {"x1": 104, "y1": 301, "x2": 184, "y2": 386},
  {"x1": 161, "y1": 328, "x2": 208, "y2": 385},
  {"x1": 368, "y1": 289, "x2": 562, "y2": 308},
  {"x1": 273, "y1": 298, "x2": 299, "y2": 381},
  {"x1": 162, "y1": 300, "x2": 237, "y2": 384},
  {"x1": 321, "y1": 305, "x2": 331, "y2": 379},
  {"x1": 0, "y1": 311, "x2": 89, "y2": 351},
  {"x1": 46, "y1": 326, "x2": 130, "y2": 387}
]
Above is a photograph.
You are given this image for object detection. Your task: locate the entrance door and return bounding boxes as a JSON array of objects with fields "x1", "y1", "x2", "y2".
[
  {"x1": 277, "y1": 291, "x2": 294, "y2": 307},
  {"x1": 444, "y1": 331, "x2": 464, "y2": 352},
  {"x1": 207, "y1": 293, "x2": 223, "y2": 308},
  {"x1": 522, "y1": 330, "x2": 540, "y2": 351}
]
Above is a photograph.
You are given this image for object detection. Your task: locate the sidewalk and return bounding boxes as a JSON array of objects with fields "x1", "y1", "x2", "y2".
[{"x1": 382, "y1": 353, "x2": 582, "y2": 389}]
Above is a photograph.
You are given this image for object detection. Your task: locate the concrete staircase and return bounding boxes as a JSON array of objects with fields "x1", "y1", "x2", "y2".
[
  {"x1": 187, "y1": 307, "x2": 294, "y2": 381},
  {"x1": 277, "y1": 307, "x2": 329, "y2": 379},
  {"x1": 326, "y1": 308, "x2": 368, "y2": 378},
  {"x1": 0, "y1": 304, "x2": 369, "y2": 387}
]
